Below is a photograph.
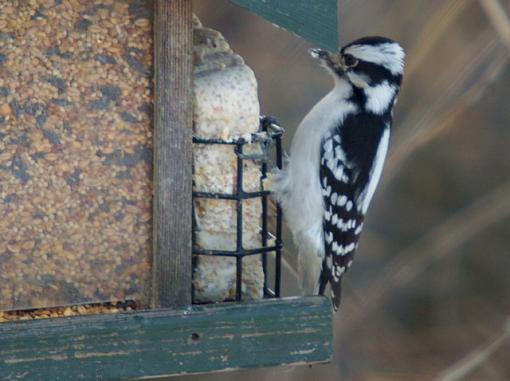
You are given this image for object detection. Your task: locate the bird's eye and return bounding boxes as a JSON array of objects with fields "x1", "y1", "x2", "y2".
[{"x1": 343, "y1": 54, "x2": 358, "y2": 67}]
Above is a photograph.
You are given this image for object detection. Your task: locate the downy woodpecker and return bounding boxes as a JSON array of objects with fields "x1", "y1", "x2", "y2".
[{"x1": 270, "y1": 36, "x2": 405, "y2": 310}]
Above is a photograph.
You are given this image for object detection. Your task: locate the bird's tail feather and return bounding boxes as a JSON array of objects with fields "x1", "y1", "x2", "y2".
[{"x1": 330, "y1": 280, "x2": 341, "y2": 311}]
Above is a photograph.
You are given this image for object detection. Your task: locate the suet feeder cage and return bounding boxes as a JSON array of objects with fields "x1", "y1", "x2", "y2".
[{"x1": 0, "y1": 0, "x2": 336, "y2": 379}]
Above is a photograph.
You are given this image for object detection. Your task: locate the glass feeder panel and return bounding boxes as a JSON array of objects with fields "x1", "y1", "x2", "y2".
[{"x1": 0, "y1": 0, "x2": 153, "y2": 311}]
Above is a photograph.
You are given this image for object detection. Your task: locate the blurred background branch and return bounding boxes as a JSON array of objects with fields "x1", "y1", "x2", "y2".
[
  {"x1": 479, "y1": 0, "x2": 510, "y2": 49},
  {"x1": 343, "y1": 179, "x2": 510, "y2": 332},
  {"x1": 384, "y1": 49, "x2": 509, "y2": 186},
  {"x1": 404, "y1": 0, "x2": 472, "y2": 78},
  {"x1": 382, "y1": 0, "x2": 510, "y2": 188},
  {"x1": 433, "y1": 317, "x2": 510, "y2": 381}
]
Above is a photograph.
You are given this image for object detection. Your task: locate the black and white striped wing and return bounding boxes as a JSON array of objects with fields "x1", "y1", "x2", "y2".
[
  {"x1": 319, "y1": 132, "x2": 365, "y2": 310},
  {"x1": 319, "y1": 108, "x2": 391, "y2": 310}
]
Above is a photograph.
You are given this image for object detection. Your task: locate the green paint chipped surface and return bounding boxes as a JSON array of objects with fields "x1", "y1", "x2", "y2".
[{"x1": 0, "y1": 297, "x2": 332, "y2": 380}]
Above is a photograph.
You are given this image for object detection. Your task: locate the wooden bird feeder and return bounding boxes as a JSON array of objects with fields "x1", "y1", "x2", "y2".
[{"x1": 0, "y1": 0, "x2": 337, "y2": 379}]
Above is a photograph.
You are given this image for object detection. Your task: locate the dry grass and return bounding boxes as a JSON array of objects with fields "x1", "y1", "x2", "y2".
[
  {"x1": 404, "y1": 0, "x2": 472, "y2": 78},
  {"x1": 479, "y1": 0, "x2": 510, "y2": 50},
  {"x1": 433, "y1": 317, "x2": 510, "y2": 381},
  {"x1": 383, "y1": 0, "x2": 510, "y2": 186},
  {"x1": 384, "y1": 49, "x2": 508, "y2": 184}
]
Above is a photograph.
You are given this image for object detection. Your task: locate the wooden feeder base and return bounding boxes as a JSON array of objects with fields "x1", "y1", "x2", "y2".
[{"x1": 0, "y1": 296, "x2": 332, "y2": 380}]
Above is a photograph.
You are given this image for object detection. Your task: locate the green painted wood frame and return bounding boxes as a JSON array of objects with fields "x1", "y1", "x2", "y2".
[{"x1": 0, "y1": 297, "x2": 332, "y2": 380}]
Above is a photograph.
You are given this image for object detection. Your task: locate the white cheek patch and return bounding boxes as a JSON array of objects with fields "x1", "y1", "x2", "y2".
[{"x1": 364, "y1": 81, "x2": 396, "y2": 115}]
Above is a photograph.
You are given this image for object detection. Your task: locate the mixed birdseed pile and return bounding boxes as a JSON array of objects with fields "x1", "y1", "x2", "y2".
[
  {"x1": 0, "y1": 0, "x2": 153, "y2": 311},
  {"x1": 0, "y1": 300, "x2": 137, "y2": 323}
]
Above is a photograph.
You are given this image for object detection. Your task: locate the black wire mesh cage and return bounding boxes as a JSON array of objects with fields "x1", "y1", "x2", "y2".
[{"x1": 192, "y1": 117, "x2": 283, "y2": 302}]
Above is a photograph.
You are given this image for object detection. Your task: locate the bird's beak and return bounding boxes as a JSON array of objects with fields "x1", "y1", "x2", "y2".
[
  {"x1": 309, "y1": 48, "x2": 346, "y2": 74},
  {"x1": 309, "y1": 48, "x2": 330, "y2": 60}
]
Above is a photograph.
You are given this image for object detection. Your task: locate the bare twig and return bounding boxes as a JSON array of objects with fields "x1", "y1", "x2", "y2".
[
  {"x1": 341, "y1": 180, "x2": 510, "y2": 331},
  {"x1": 405, "y1": 0, "x2": 472, "y2": 78},
  {"x1": 384, "y1": 50, "x2": 509, "y2": 183},
  {"x1": 382, "y1": 1, "x2": 510, "y2": 186},
  {"x1": 433, "y1": 317, "x2": 510, "y2": 381},
  {"x1": 479, "y1": 0, "x2": 510, "y2": 50}
]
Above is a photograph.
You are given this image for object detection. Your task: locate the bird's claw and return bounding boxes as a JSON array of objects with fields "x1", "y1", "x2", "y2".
[
  {"x1": 236, "y1": 116, "x2": 284, "y2": 162},
  {"x1": 260, "y1": 115, "x2": 284, "y2": 134}
]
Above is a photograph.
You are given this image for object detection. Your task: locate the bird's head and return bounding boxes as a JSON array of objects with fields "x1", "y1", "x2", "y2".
[{"x1": 309, "y1": 36, "x2": 405, "y2": 90}]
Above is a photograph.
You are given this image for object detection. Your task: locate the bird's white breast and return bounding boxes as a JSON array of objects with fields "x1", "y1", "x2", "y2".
[{"x1": 284, "y1": 79, "x2": 357, "y2": 254}]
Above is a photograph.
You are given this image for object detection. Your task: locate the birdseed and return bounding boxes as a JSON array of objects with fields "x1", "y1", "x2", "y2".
[
  {"x1": 0, "y1": 0, "x2": 153, "y2": 311},
  {"x1": 0, "y1": 300, "x2": 138, "y2": 323}
]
